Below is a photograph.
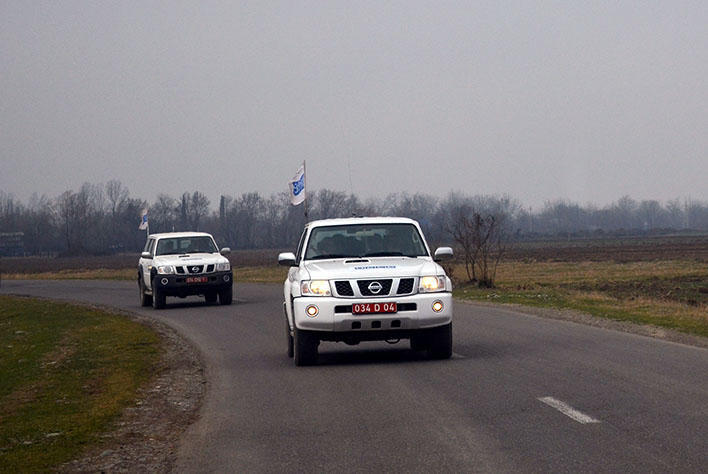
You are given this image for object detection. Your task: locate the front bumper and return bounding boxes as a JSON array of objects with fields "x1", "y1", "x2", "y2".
[
  {"x1": 292, "y1": 292, "x2": 452, "y2": 334},
  {"x1": 154, "y1": 271, "x2": 233, "y2": 296}
]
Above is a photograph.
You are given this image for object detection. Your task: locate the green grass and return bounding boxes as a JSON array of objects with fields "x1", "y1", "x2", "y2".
[
  {"x1": 0, "y1": 296, "x2": 160, "y2": 472},
  {"x1": 453, "y1": 260, "x2": 708, "y2": 338}
]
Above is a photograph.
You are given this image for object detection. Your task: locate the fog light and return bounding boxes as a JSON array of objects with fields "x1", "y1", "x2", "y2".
[
  {"x1": 305, "y1": 305, "x2": 319, "y2": 317},
  {"x1": 432, "y1": 300, "x2": 444, "y2": 313},
  {"x1": 223, "y1": 274, "x2": 230, "y2": 282},
  {"x1": 161, "y1": 278, "x2": 169, "y2": 285}
]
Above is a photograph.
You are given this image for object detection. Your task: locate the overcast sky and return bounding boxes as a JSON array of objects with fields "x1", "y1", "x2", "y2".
[{"x1": 2, "y1": 1, "x2": 706, "y2": 208}]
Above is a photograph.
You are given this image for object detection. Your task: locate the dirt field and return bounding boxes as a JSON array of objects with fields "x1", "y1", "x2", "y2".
[{"x1": 506, "y1": 234, "x2": 708, "y2": 262}]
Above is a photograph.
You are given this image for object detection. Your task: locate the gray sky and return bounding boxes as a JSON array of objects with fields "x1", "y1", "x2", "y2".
[{"x1": 2, "y1": 1, "x2": 706, "y2": 208}]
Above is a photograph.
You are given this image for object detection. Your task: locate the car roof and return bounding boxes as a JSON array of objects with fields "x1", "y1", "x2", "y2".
[
  {"x1": 148, "y1": 232, "x2": 214, "y2": 239},
  {"x1": 306, "y1": 217, "x2": 419, "y2": 228}
]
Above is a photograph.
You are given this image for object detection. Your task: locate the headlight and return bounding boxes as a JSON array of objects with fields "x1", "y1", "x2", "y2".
[
  {"x1": 301, "y1": 280, "x2": 331, "y2": 296},
  {"x1": 419, "y1": 275, "x2": 446, "y2": 293},
  {"x1": 216, "y1": 262, "x2": 230, "y2": 271},
  {"x1": 157, "y1": 265, "x2": 175, "y2": 275}
]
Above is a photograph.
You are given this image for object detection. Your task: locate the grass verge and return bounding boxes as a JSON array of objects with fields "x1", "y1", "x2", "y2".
[
  {"x1": 2, "y1": 266, "x2": 286, "y2": 283},
  {"x1": 0, "y1": 296, "x2": 160, "y2": 472},
  {"x1": 453, "y1": 260, "x2": 708, "y2": 338}
]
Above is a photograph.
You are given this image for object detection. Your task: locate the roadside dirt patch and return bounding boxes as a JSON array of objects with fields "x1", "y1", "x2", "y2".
[{"x1": 58, "y1": 308, "x2": 206, "y2": 473}]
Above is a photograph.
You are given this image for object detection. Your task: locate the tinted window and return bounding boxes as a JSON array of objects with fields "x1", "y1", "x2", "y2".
[
  {"x1": 155, "y1": 236, "x2": 217, "y2": 255},
  {"x1": 304, "y1": 224, "x2": 428, "y2": 260}
]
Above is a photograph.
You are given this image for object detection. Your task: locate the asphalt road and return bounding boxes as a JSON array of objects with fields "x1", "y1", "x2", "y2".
[{"x1": 2, "y1": 280, "x2": 707, "y2": 473}]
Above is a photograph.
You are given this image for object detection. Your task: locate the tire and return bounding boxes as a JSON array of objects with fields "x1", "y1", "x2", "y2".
[
  {"x1": 205, "y1": 292, "x2": 217, "y2": 304},
  {"x1": 218, "y1": 286, "x2": 233, "y2": 305},
  {"x1": 427, "y1": 323, "x2": 453, "y2": 360},
  {"x1": 409, "y1": 334, "x2": 426, "y2": 351},
  {"x1": 286, "y1": 318, "x2": 294, "y2": 358},
  {"x1": 293, "y1": 327, "x2": 318, "y2": 366},
  {"x1": 139, "y1": 277, "x2": 152, "y2": 307},
  {"x1": 152, "y1": 278, "x2": 166, "y2": 310}
]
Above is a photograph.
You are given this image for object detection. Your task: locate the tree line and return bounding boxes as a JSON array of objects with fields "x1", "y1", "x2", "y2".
[{"x1": 1, "y1": 180, "x2": 708, "y2": 257}]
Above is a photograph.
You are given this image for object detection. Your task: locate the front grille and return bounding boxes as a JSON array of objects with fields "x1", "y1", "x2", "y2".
[
  {"x1": 186, "y1": 265, "x2": 204, "y2": 274},
  {"x1": 206, "y1": 264, "x2": 215, "y2": 272},
  {"x1": 176, "y1": 266, "x2": 185, "y2": 274},
  {"x1": 357, "y1": 279, "x2": 393, "y2": 296},
  {"x1": 335, "y1": 281, "x2": 354, "y2": 296},
  {"x1": 396, "y1": 278, "x2": 415, "y2": 294}
]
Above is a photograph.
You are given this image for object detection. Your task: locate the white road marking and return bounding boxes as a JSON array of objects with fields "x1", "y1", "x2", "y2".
[
  {"x1": 538, "y1": 396, "x2": 601, "y2": 424},
  {"x1": 452, "y1": 352, "x2": 465, "y2": 359}
]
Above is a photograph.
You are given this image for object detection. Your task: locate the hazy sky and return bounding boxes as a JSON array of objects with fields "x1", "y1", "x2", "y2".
[{"x1": 2, "y1": 1, "x2": 706, "y2": 208}]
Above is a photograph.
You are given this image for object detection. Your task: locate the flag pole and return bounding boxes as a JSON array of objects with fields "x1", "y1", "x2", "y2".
[{"x1": 303, "y1": 160, "x2": 308, "y2": 219}]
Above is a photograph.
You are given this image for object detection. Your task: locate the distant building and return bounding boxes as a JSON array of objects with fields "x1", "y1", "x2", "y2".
[{"x1": 0, "y1": 232, "x2": 24, "y2": 257}]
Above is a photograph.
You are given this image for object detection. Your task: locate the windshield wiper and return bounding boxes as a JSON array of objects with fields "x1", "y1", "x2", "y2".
[
  {"x1": 308, "y1": 254, "x2": 352, "y2": 260},
  {"x1": 361, "y1": 252, "x2": 403, "y2": 257}
]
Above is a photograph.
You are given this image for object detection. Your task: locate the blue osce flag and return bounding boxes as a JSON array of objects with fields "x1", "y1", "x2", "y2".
[
  {"x1": 138, "y1": 209, "x2": 148, "y2": 230},
  {"x1": 288, "y1": 164, "x2": 306, "y2": 206}
]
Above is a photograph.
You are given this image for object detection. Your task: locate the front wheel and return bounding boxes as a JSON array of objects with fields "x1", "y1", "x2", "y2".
[
  {"x1": 152, "y1": 278, "x2": 166, "y2": 310},
  {"x1": 139, "y1": 277, "x2": 152, "y2": 307},
  {"x1": 286, "y1": 317, "x2": 294, "y2": 358},
  {"x1": 427, "y1": 323, "x2": 452, "y2": 360},
  {"x1": 218, "y1": 287, "x2": 233, "y2": 305},
  {"x1": 293, "y1": 328, "x2": 318, "y2": 366}
]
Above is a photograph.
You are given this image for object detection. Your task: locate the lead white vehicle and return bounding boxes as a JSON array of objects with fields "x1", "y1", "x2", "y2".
[
  {"x1": 138, "y1": 232, "x2": 233, "y2": 309},
  {"x1": 279, "y1": 217, "x2": 454, "y2": 366}
]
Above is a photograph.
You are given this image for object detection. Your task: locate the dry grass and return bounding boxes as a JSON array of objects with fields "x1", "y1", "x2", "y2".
[
  {"x1": 453, "y1": 259, "x2": 708, "y2": 337},
  {"x1": 2, "y1": 268, "x2": 136, "y2": 281}
]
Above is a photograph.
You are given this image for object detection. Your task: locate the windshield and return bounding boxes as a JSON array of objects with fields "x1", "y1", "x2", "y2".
[
  {"x1": 304, "y1": 223, "x2": 428, "y2": 260},
  {"x1": 155, "y1": 236, "x2": 218, "y2": 255}
]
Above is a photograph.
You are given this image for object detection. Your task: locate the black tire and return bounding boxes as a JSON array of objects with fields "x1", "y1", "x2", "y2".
[
  {"x1": 139, "y1": 277, "x2": 152, "y2": 307},
  {"x1": 218, "y1": 286, "x2": 233, "y2": 305},
  {"x1": 152, "y1": 278, "x2": 166, "y2": 310},
  {"x1": 409, "y1": 334, "x2": 426, "y2": 351},
  {"x1": 286, "y1": 318, "x2": 294, "y2": 358},
  {"x1": 427, "y1": 323, "x2": 453, "y2": 360},
  {"x1": 205, "y1": 292, "x2": 217, "y2": 304},
  {"x1": 293, "y1": 327, "x2": 318, "y2": 366}
]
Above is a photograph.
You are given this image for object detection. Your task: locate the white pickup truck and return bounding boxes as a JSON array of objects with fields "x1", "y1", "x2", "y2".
[
  {"x1": 279, "y1": 217, "x2": 454, "y2": 366},
  {"x1": 138, "y1": 232, "x2": 233, "y2": 309}
]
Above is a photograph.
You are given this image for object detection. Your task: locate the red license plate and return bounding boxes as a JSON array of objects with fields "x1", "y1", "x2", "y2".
[
  {"x1": 352, "y1": 302, "x2": 397, "y2": 315},
  {"x1": 186, "y1": 276, "x2": 207, "y2": 284}
]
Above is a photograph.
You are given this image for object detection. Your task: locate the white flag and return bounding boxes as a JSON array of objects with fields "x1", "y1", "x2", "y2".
[
  {"x1": 138, "y1": 209, "x2": 149, "y2": 230},
  {"x1": 288, "y1": 163, "x2": 306, "y2": 206}
]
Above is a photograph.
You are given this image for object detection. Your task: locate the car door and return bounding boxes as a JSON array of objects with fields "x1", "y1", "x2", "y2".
[{"x1": 142, "y1": 238, "x2": 155, "y2": 290}]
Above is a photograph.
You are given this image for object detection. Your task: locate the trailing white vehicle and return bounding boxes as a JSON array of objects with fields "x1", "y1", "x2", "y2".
[
  {"x1": 138, "y1": 232, "x2": 233, "y2": 309},
  {"x1": 279, "y1": 217, "x2": 454, "y2": 366}
]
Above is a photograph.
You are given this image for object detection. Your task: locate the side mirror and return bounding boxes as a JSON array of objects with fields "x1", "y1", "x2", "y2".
[
  {"x1": 141, "y1": 251, "x2": 152, "y2": 259},
  {"x1": 220, "y1": 247, "x2": 231, "y2": 256},
  {"x1": 434, "y1": 247, "x2": 453, "y2": 261},
  {"x1": 278, "y1": 252, "x2": 297, "y2": 267}
]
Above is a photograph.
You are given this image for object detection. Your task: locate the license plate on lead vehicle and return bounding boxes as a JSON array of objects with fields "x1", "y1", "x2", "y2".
[
  {"x1": 352, "y1": 302, "x2": 397, "y2": 315},
  {"x1": 186, "y1": 276, "x2": 207, "y2": 284}
]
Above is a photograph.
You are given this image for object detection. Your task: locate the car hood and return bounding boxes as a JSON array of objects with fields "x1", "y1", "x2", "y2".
[
  {"x1": 302, "y1": 257, "x2": 442, "y2": 280},
  {"x1": 152, "y1": 253, "x2": 229, "y2": 267}
]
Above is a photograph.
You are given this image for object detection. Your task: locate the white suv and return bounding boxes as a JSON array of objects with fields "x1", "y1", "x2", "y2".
[
  {"x1": 138, "y1": 232, "x2": 233, "y2": 309},
  {"x1": 279, "y1": 217, "x2": 453, "y2": 366}
]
